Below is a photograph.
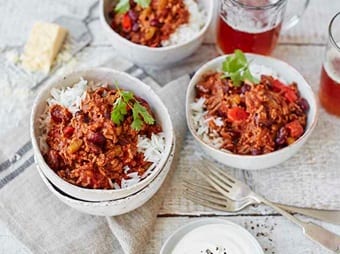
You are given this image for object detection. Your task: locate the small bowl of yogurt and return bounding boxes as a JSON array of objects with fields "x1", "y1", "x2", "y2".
[{"x1": 160, "y1": 218, "x2": 264, "y2": 254}]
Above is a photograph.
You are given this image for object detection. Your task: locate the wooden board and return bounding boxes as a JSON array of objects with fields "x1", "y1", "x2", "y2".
[{"x1": 0, "y1": 0, "x2": 339, "y2": 254}]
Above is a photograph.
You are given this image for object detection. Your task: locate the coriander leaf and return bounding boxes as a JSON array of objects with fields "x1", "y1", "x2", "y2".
[
  {"x1": 111, "y1": 98, "x2": 127, "y2": 125},
  {"x1": 221, "y1": 49, "x2": 258, "y2": 86},
  {"x1": 134, "y1": 0, "x2": 151, "y2": 8},
  {"x1": 131, "y1": 104, "x2": 143, "y2": 130},
  {"x1": 111, "y1": 84, "x2": 155, "y2": 130},
  {"x1": 131, "y1": 117, "x2": 143, "y2": 131},
  {"x1": 115, "y1": 0, "x2": 130, "y2": 14},
  {"x1": 229, "y1": 71, "x2": 242, "y2": 87},
  {"x1": 234, "y1": 49, "x2": 247, "y2": 65},
  {"x1": 134, "y1": 102, "x2": 155, "y2": 125},
  {"x1": 243, "y1": 68, "x2": 259, "y2": 83},
  {"x1": 121, "y1": 90, "x2": 134, "y2": 102}
]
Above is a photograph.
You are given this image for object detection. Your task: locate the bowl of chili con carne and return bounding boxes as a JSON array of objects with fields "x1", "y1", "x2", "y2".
[
  {"x1": 35, "y1": 139, "x2": 175, "y2": 216},
  {"x1": 186, "y1": 53, "x2": 318, "y2": 170},
  {"x1": 31, "y1": 68, "x2": 174, "y2": 201},
  {"x1": 99, "y1": 0, "x2": 214, "y2": 67}
]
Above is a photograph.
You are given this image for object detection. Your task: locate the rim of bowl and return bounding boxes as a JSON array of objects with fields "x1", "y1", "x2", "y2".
[
  {"x1": 30, "y1": 67, "x2": 174, "y2": 195},
  {"x1": 36, "y1": 139, "x2": 176, "y2": 206},
  {"x1": 99, "y1": 0, "x2": 214, "y2": 52},
  {"x1": 186, "y1": 53, "x2": 319, "y2": 161}
]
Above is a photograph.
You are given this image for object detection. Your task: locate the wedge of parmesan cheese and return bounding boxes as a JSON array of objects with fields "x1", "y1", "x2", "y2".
[{"x1": 21, "y1": 22, "x2": 67, "y2": 73}]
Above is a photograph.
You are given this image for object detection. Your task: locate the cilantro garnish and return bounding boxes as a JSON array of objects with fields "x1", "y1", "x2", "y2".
[
  {"x1": 221, "y1": 49, "x2": 258, "y2": 87},
  {"x1": 134, "y1": 0, "x2": 151, "y2": 8},
  {"x1": 115, "y1": 0, "x2": 130, "y2": 14},
  {"x1": 111, "y1": 84, "x2": 155, "y2": 131},
  {"x1": 115, "y1": 0, "x2": 151, "y2": 13}
]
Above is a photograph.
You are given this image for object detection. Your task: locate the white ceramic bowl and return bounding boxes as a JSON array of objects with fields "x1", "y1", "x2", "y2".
[
  {"x1": 31, "y1": 68, "x2": 174, "y2": 201},
  {"x1": 99, "y1": 0, "x2": 214, "y2": 67},
  {"x1": 36, "y1": 140, "x2": 175, "y2": 216},
  {"x1": 160, "y1": 218, "x2": 264, "y2": 254},
  {"x1": 186, "y1": 54, "x2": 318, "y2": 170}
]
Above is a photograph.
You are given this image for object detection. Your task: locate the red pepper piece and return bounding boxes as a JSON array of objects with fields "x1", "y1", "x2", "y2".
[
  {"x1": 286, "y1": 120, "x2": 304, "y2": 139},
  {"x1": 122, "y1": 14, "x2": 132, "y2": 32},
  {"x1": 227, "y1": 107, "x2": 249, "y2": 122},
  {"x1": 272, "y1": 79, "x2": 298, "y2": 103}
]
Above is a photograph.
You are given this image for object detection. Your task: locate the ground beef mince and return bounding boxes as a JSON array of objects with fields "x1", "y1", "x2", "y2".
[
  {"x1": 195, "y1": 73, "x2": 309, "y2": 155},
  {"x1": 45, "y1": 86, "x2": 162, "y2": 189},
  {"x1": 109, "y1": 0, "x2": 190, "y2": 47}
]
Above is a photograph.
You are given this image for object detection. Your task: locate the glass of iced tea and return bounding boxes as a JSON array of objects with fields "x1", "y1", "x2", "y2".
[
  {"x1": 319, "y1": 12, "x2": 340, "y2": 116},
  {"x1": 217, "y1": 0, "x2": 310, "y2": 55}
]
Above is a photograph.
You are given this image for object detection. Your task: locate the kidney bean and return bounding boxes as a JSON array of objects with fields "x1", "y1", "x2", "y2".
[
  {"x1": 88, "y1": 132, "x2": 106, "y2": 148},
  {"x1": 298, "y1": 97, "x2": 310, "y2": 112},
  {"x1": 50, "y1": 105, "x2": 64, "y2": 123},
  {"x1": 51, "y1": 105, "x2": 72, "y2": 123},
  {"x1": 132, "y1": 22, "x2": 139, "y2": 32},
  {"x1": 221, "y1": 80, "x2": 230, "y2": 94},
  {"x1": 47, "y1": 150, "x2": 60, "y2": 170},
  {"x1": 251, "y1": 148, "x2": 262, "y2": 155},
  {"x1": 128, "y1": 10, "x2": 138, "y2": 21},
  {"x1": 150, "y1": 19, "x2": 159, "y2": 27},
  {"x1": 275, "y1": 126, "x2": 288, "y2": 145},
  {"x1": 241, "y1": 84, "x2": 251, "y2": 94}
]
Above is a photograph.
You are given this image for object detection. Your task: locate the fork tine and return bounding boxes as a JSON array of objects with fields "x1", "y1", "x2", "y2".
[
  {"x1": 208, "y1": 168, "x2": 235, "y2": 188},
  {"x1": 185, "y1": 189, "x2": 228, "y2": 207},
  {"x1": 192, "y1": 165, "x2": 208, "y2": 178},
  {"x1": 184, "y1": 192, "x2": 229, "y2": 212},
  {"x1": 193, "y1": 164, "x2": 234, "y2": 197},
  {"x1": 184, "y1": 184, "x2": 228, "y2": 203},
  {"x1": 206, "y1": 175, "x2": 232, "y2": 197},
  {"x1": 183, "y1": 179, "x2": 219, "y2": 193},
  {"x1": 203, "y1": 160, "x2": 237, "y2": 183}
]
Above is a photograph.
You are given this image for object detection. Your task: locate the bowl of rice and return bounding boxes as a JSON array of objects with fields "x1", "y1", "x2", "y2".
[
  {"x1": 31, "y1": 68, "x2": 174, "y2": 201},
  {"x1": 186, "y1": 53, "x2": 318, "y2": 170},
  {"x1": 99, "y1": 0, "x2": 214, "y2": 67}
]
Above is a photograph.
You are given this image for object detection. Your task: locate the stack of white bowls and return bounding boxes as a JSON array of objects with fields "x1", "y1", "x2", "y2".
[{"x1": 30, "y1": 68, "x2": 175, "y2": 216}]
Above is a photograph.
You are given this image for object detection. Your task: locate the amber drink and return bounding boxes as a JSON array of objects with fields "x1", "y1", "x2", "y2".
[
  {"x1": 319, "y1": 12, "x2": 340, "y2": 116},
  {"x1": 217, "y1": 0, "x2": 309, "y2": 55}
]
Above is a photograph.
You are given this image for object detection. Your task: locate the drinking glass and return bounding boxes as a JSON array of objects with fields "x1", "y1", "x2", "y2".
[
  {"x1": 319, "y1": 12, "x2": 340, "y2": 116},
  {"x1": 217, "y1": 0, "x2": 310, "y2": 55}
]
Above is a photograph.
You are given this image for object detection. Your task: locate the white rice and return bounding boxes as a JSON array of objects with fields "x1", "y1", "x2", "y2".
[
  {"x1": 39, "y1": 78, "x2": 166, "y2": 189},
  {"x1": 249, "y1": 63, "x2": 284, "y2": 82},
  {"x1": 161, "y1": 0, "x2": 206, "y2": 47},
  {"x1": 47, "y1": 78, "x2": 88, "y2": 114},
  {"x1": 190, "y1": 97, "x2": 224, "y2": 149}
]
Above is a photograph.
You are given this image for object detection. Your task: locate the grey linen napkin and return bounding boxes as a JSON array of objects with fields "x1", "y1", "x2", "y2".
[{"x1": 0, "y1": 74, "x2": 189, "y2": 254}]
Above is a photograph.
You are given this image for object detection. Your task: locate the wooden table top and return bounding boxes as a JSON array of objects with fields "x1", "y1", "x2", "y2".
[{"x1": 1, "y1": 0, "x2": 340, "y2": 253}]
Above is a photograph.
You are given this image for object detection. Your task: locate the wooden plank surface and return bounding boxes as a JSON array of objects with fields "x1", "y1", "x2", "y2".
[{"x1": 0, "y1": 0, "x2": 339, "y2": 254}]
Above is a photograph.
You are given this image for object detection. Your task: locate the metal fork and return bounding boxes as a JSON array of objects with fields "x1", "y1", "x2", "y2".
[
  {"x1": 193, "y1": 160, "x2": 340, "y2": 253},
  {"x1": 184, "y1": 180, "x2": 340, "y2": 224},
  {"x1": 184, "y1": 180, "x2": 253, "y2": 212}
]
